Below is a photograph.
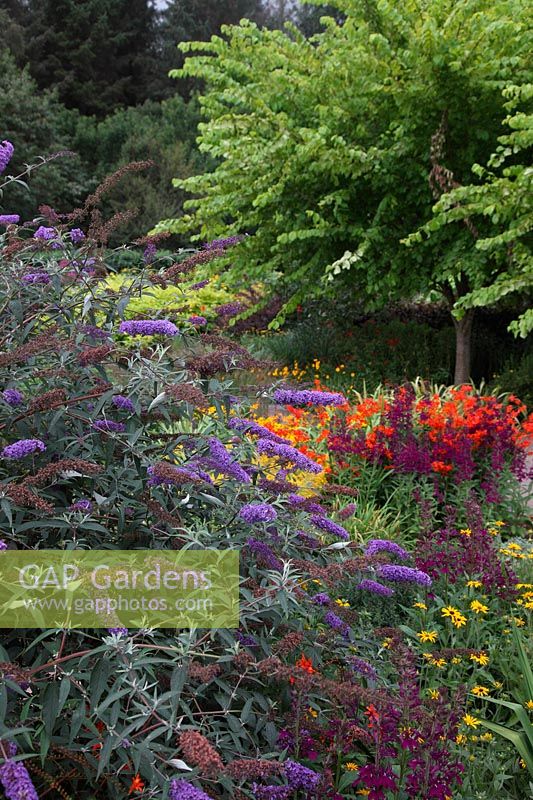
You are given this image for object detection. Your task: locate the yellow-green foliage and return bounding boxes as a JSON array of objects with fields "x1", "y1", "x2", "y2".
[{"x1": 104, "y1": 273, "x2": 234, "y2": 320}]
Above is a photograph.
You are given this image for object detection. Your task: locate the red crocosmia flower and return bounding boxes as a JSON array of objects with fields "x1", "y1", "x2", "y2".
[
  {"x1": 431, "y1": 461, "x2": 453, "y2": 475},
  {"x1": 364, "y1": 704, "x2": 380, "y2": 728},
  {"x1": 128, "y1": 774, "x2": 145, "y2": 794},
  {"x1": 290, "y1": 654, "x2": 316, "y2": 684}
]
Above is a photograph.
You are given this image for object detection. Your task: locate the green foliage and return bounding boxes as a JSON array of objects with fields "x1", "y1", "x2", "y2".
[
  {"x1": 0, "y1": 48, "x2": 89, "y2": 218},
  {"x1": 23, "y1": 0, "x2": 159, "y2": 117},
  {"x1": 72, "y1": 96, "x2": 207, "y2": 242},
  {"x1": 155, "y1": 0, "x2": 531, "y2": 329},
  {"x1": 104, "y1": 271, "x2": 233, "y2": 320},
  {"x1": 408, "y1": 82, "x2": 533, "y2": 337}
]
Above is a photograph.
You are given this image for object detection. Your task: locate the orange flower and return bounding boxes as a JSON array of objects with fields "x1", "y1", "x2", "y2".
[
  {"x1": 129, "y1": 775, "x2": 145, "y2": 794},
  {"x1": 431, "y1": 461, "x2": 453, "y2": 475},
  {"x1": 364, "y1": 704, "x2": 380, "y2": 728}
]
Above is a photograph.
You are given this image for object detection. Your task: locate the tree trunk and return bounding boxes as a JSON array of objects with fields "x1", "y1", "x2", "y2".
[{"x1": 453, "y1": 309, "x2": 475, "y2": 385}]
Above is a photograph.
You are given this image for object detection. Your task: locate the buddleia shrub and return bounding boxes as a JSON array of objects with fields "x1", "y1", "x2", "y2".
[{"x1": 0, "y1": 207, "x2": 456, "y2": 800}]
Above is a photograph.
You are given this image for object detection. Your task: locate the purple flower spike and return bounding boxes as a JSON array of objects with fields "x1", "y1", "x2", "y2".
[
  {"x1": 365, "y1": 539, "x2": 410, "y2": 560},
  {"x1": 0, "y1": 754, "x2": 39, "y2": 800},
  {"x1": 188, "y1": 315, "x2": 207, "y2": 326},
  {"x1": 0, "y1": 540, "x2": 7, "y2": 551},
  {"x1": 0, "y1": 140, "x2": 14, "y2": 174},
  {"x1": 311, "y1": 514, "x2": 350, "y2": 540},
  {"x1": 0, "y1": 215, "x2": 20, "y2": 226},
  {"x1": 92, "y1": 420, "x2": 126, "y2": 433},
  {"x1": 33, "y1": 225, "x2": 56, "y2": 240},
  {"x1": 273, "y1": 387, "x2": 346, "y2": 407},
  {"x1": 239, "y1": 502, "x2": 278, "y2": 523},
  {"x1": 257, "y1": 439, "x2": 322, "y2": 474},
  {"x1": 324, "y1": 610, "x2": 351, "y2": 638},
  {"x1": 21, "y1": 272, "x2": 51, "y2": 285},
  {"x1": 112, "y1": 395, "x2": 135, "y2": 413},
  {"x1": 70, "y1": 499, "x2": 92, "y2": 512},
  {"x1": 357, "y1": 578, "x2": 395, "y2": 597},
  {"x1": 107, "y1": 627, "x2": 128, "y2": 637},
  {"x1": 2, "y1": 439, "x2": 46, "y2": 459},
  {"x1": 69, "y1": 228, "x2": 85, "y2": 243},
  {"x1": 285, "y1": 760, "x2": 321, "y2": 790},
  {"x1": 2, "y1": 390, "x2": 24, "y2": 407},
  {"x1": 118, "y1": 319, "x2": 179, "y2": 336},
  {"x1": 377, "y1": 564, "x2": 432, "y2": 588},
  {"x1": 169, "y1": 780, "x2": 213, "y2": 800}
]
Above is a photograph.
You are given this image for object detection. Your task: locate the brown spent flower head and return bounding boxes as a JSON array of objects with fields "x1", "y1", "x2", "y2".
[
  {"x1": 23, "y1": 459, "x2": 102, "y2": 488},
  {"x1": 225, "y1": 759, "x2": 283, "y2": 781},
  {"x1": 157, "y1": 248, "x2": 224, "y2": 285},
  {"x1": 149, "y1": 462, "x2": 203, "y2": 487},
  {"x1": 78, "y1": 345, "x2": 114, "y2": 366},
  {"x1": 273, "y1": 631, "x2": 304, "y2": 656},
  {"x1": 29, "y1": 388, "x2": 67, "y2": 413},
  {"x1": 178, "y1": 730, "x2": 224, "y2": 778},
  {"x1": 4, "y1": 484, "x2": 54, "y2": 514},
  {"x1": 324, "y1": 484, "x2": 359, "y2": 498},
  {"x1": 144, "y1": 497, "x2": 183, "y2": 528},
  {"x1": 165, "y1": 383, "x2": 206, "y2": 408},
  {"x1": 188, "y1": 661, "x2": 222, "y2": 684},
  {"x1": 0, "y1": 329, "x2": 63, "y2": 367},
  {"x1": 0, "y1": 661, "x2": 33, "y2": 687}
]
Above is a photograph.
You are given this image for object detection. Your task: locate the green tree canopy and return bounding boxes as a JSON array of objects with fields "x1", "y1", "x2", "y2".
[
  {"x1": 23, "y1": 0, "x2": 159, "y2": 116},
  {"x1": 406, "y1": 82, "x2": 533, "y2": 339},
  {"x1": 155, "y1": 0, "x2": 532, "y2": 381}
]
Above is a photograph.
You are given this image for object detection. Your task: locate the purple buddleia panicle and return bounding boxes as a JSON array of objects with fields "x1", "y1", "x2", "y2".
[
  {"x1": 296, "y1": 530, "x2": 321, "y2": 548},
  {"x1": 0, "y1": 140, "x2": 14, "y2": 174},
  {"x1": 118, "y1": 319, "x2": 179, "y2": 336},
  {"x1": 81, "y1": 325, "x2": 110, "y2": 340},
  {"x1": 169, "y1": 780, "x2": 213, "y2": 800},
  {"x1": 33, "y1": 225, "x2": 56, "y2": 240},
  {"x1": 228, "y1": 417, "x2": 289, "y2": 445},
  {"x1": 69, "y1": 499, "x2": 92, "y2": 512},
  {"x1": 250, "y1": 785, "x2": 291, "y2": 800},
  {"x1": 112, "y1": 395, "x2": 135, "y2": 413},
  {"x1": 0, "y1": 215, "x2": 20, "y2": 225},
  {"x1": 324, "y1": 610, "x2": 351, "y2": 638},
  {"x1": 239, "y1": 502, "x2": 278, "y2": 523},
  {"x1": 21, "y1": 272, "x2": 51, "y2": 285},
  {"x1": 311, "y1": 514, "x2": 350, "y2": 540},
  {"x1": 349, "y1": 656, "x2": 379, "y2": 681},
  {"x1": 285, "y1": 760, "x2": 320, "y2": 791},
  {"x1": 377, "y1": 564, "x2": 432, "y2": 588},
  {"x1": 203, "y1": 437, "x2": 251, "y2": 483},
  {"x1": 2, "y1": 390, "x2": 24, "y2": 407},
  {"x1": 215, "y1": 301, "x2": 245, "y2": 318},
  {"x1": 273, "y1": 387, "x2": 346, "y2": 407},
  {"x1": 2, "y1": 439, "x2": 46, "y2": 459},
  {"x1": 312, "y1": 592, "x2": 331, "y2": 606},
  {"x1": 235, "y1": 630, "x2": 258, "y2": 648},
  {"x1": 107, "y1": 627, "x2": 128, "y2": 637},
  {"x1": 0, "y1": 751, "x2": 39, "y2": 800},
  {"x1": 203, "y1": 235, "x2": 242, "y2": 250},
  {"x1": 190, "y1": 279, "x2": 210, "y2": 290},
  {"x1": 92, "y1": 420, "x2": 126, "y2": 433},
  {"x1": 257, "y1": 439, "x2": 323, "y2": 474},
  {"x1": 247, "y1": 538, "x2": 283, "y2": 571},
  {"x1": 287, "y1": 494, "x2": 326, "y2": 515},
  {"x1": 188, "y1": 316, "x2": 207, "y2": 326},
  {"x1": 365, "y1": 539, "x2": 410, "y2": 561},
  {"x1": 0, "y1": 540, "x2": 7, "y2": 550},
  {"x1": 357, "y1": 578, "x2": 395, "y2": 597},
  {"x1": 143, "y1": 241, "x2": 157, "y2": 264},
  {"x1": 69, "y1": 228, "x2": 85, "y2": 243}
]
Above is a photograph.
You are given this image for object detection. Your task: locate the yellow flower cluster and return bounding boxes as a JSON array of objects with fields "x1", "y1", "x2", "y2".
[{"x1": 441, "y1": 606, "x2": 467, "y2": 627}]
